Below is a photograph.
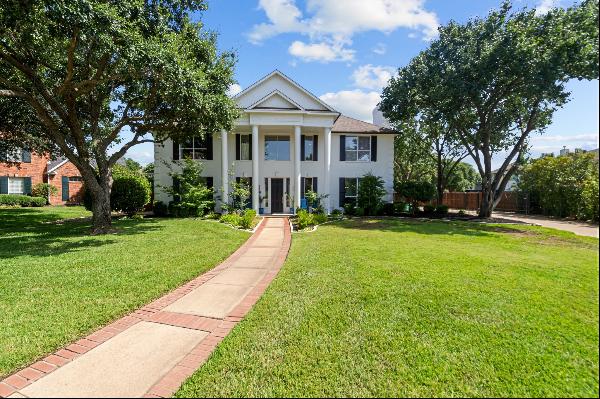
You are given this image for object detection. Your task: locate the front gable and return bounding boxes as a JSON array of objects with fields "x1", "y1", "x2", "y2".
[{"x1": 234, "y1": 71, "x2": 337, "y2": 113}]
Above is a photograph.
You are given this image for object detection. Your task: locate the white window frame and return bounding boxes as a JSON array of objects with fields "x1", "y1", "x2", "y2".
[
  {"x1": 345, "y1": 136, "x2": 371, "y2": 162},
  {"x1": 264, "y1": 135, "x2": 290, "y2": 161},
  {"x1": 303, "y1": 136, "x2": 315, "y2": 161},
  {"x1": 180, "y1": 137, "x2": 208, "y2": 160},
  {"x1": 344, "y1": 177, "x2": 360, "y2": 203},
  {"x1": 240, "y1": 134, "x2": 251, "y2": 161},
  {"x1": 8, "y1": 177, "x2": 25, "y2": 195}
]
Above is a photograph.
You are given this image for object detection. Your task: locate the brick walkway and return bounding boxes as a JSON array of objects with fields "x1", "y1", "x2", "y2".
[{"x1": 0, "y1": 217, "x2": 291, "y2": 398}]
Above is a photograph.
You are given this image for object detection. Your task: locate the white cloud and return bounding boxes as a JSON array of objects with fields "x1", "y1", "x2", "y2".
[
  {"x1": 249, "y1": 0, "x2": 440, "y2": 62},
  {"x1": 352, "y1": 64, "x2": 396, "y2": 90},
  {"x1": 372, "y1": 43, "x2": 386, "y2": 55},
  {"x1": 536, "y1": 0, "x2": 557, "y2": 15},
  {"x1": 227, "y1": 83, "x2": 242, "y2": 97},
  {"x1": 288, "y1": 40, "x2": 355, "y2": 63},
  {"x1": 319, "y1": 90, "x2": 381, "y2": 122}
]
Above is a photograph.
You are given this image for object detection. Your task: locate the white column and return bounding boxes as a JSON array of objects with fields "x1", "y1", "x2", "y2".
[
  {"x1": 220, "y1": 129, "x2": 228, "y2": 210},
  {"x1": 252, "y1": 125, "x2": 259, "y2": 213},
  {"x1": 324, "y1": 127, "x2": 332, "y2": 213},
  {"x1": 294, "y1": 125, "x2": 302, "y2": 213}
]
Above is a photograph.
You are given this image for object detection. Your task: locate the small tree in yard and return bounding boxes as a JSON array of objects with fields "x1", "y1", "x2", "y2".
[
  {"x1": 381, "y1": 0, "x2": 598, "y2": 217},
  {"x1": 357, "y1": 173, "x2": 387, "y2": 216},
  {"x1": 164, "y1": 158, "x2": 214, "y2": 217},
  {"x1": 395, "y1": 181, "x2": 436, "y2": 214},
  {"x1": 0, "y1": 0, "x2": 238, "y2": 233}
]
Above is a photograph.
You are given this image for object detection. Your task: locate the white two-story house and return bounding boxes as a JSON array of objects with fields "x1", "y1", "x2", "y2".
[{"x1": 154, "y1": 70, "x2": 396, "y2": 214}]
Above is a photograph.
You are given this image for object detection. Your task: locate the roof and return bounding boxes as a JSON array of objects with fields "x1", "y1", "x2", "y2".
[
  {"x1": 47, "y1": 157, "x2": 69, "y2": 173},
  {"x1": 332, "y1": 115, "x2": 396, "y2": 134},
  {"x1": 234, "y1": 70, "x2": 339, "y2": 114}
]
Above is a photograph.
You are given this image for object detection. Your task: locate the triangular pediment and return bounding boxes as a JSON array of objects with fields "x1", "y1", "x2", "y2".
[
  {"x1": 248, "y1": 90, "x2": 303, "y2": 111},
  {"x1": 234, "y1": 70, "x2": 337, "y2": 113}
]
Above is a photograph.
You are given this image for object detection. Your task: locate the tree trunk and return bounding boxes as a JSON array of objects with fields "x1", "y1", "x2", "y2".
[
  {"x1": 436, "y1": 153, "x2": 444, "y2": 205},
  {"x1": 82, "y1": 168, "x2": 114, "y2": 234}
]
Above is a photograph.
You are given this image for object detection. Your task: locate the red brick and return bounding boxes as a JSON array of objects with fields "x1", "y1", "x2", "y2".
[
  {"x1": 66, "y1": 344, "x2": 90, "y2": 354},
  {"x1": 75, "y1": 338, "x2": 100, "y2": 349},
  {"x1": 44, "y1": 355, "x2": 70, "y2": 367},
  {"x1": 0, "y1": 382, "x2": 15, "y2": 398},
  {"x1": 148, "y1": 385, "x2": 176, "y2": 398},
  {"x1": 18, "y1": 367, "x2": 44, "y2": 382},
  {"x1": 55, "y1": 349, "x2": 78, "y2": 359},
  {"x1": 3, "y1": 375, "x2": 29, "y2": 389},
  {"x1": 30, "y1": 361, "x2": 57, "y2": 374}
]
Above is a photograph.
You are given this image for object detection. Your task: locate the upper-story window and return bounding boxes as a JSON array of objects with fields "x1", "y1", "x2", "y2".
[
  {"x1": 0, "y1": 148, "x2": 31, "y2": 163},
  {"x1": 240, "y1": 134, "x2": 251, "y2": 160},
  {"x1": 180, "y1": 137, "x2": 209, "y2": 160},
  {"x1": 345, "y1": 136, "x2": 371, "y2": 162},
  {"x1": 264, "y1": 135, "x2": 290, "y2": 161},
  {"x1": 303, "y1": 136, "x2": 314, "y2": 161}
]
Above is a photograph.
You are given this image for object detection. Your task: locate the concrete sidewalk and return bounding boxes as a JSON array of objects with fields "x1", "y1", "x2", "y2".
[
  {"x1": 0, "y1": 217, "x2": 291, "y2": 399},
  {"x1": 493, "y1": 211, "x2": 599, "y2": 238}
]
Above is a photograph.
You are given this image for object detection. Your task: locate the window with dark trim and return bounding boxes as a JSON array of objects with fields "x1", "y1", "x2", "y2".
[
  {"x1": 69, "y1": 176, "x2": 83, "y2": 182},
  {"x1": 344, "y1": 177, "x2": 360, "y2": 203},
  {"x1": 344, "y1": 136, "x2": 371, "y2": 161},
  {"x1": 304, "y1": 136, "x2": 314, "y2": 161},
  {"x1": 265, "y1": 136, "x2": 290, "y2": 161},
  {"x1": 180, "y1": 136, "x2": 209, "y2": 160},
  {"x1": 240, "y1": 134, "x2": 251, "y2": 160}
]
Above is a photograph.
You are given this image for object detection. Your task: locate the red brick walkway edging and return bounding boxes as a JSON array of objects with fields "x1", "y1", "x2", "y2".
[{"x1": 0, "y1": 217, "x2": 291, "y2": 399}]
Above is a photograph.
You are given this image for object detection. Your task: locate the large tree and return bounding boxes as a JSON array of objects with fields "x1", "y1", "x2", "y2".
[
  {"x1": 0, "y1": 0, "x2": 238, "y2": 233},
  {"x1": 381, "y1": 0, "x2": 598, "y2": 217}
]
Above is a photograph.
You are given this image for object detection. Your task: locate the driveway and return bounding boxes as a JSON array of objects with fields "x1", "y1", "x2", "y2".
[{"x1": 493, "y1": 211, "x2": 599, "y2": 238}]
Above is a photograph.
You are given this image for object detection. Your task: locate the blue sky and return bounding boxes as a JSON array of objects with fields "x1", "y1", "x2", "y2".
[{"x1": 125, "y1": 0, "x2": 599, "y2": 165}]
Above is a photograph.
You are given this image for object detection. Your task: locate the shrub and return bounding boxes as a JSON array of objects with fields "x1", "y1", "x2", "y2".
[
  {"x1": 313, "y1": 213, "x2": 328, "y2": 224},
  {"x1": 220, "y1": 212, "x2": 242, "y2": 227},
  {"x1": 153, "y1": 201, "x2": 168, "y2": 217},
  {"x1": 394, "y1": 201, "x2": 411, "y2": 215},
  {"x1": 381, "y1": 202, "x2": 395, "y2": 216},
  {"x1": 164, "y1": 159, "x2": 215, "y2": 217},
  {"x1": 436, "y1": 204, "x2": 449, "y2": 215},
  {"x1": 296, "y1": 209, "x2": 314, "y2": 229},
  {"x1": 357, "y1": 173, "x2": 386, "y2": 216},
  {"x1": 518, "y1": 152, "x2": 599, "y2": 221},
  {"x1": 0, "y1": 194, "x2": 46, "y2": 207},
  {"x1": 240, "y1": 209, "x2": 257, "y2": 229},
  {"x1": 204, "y1": 212, "x2": 221, "y2": 220},
  {"x1": 343, "y1": 202, "x2": 356, "y2": 216},
  {"x1": 423, "y1": 204, "x2": 436, "y2": 213},
  {"x1": 458, "y1": 209, "x2": 466, "y2": 216},
  {"x1": 331, "y1": 208, "x2": 343, "y2": 216},
  {"x1": 32, "y1": 183, "x2": 58, "y2": 203},
  {"x1": 111, "y1": 165, "x2": 151, "y2": 216},
  {"x1": 395, "y1": 180, "x2": 436, "y2": 214}
]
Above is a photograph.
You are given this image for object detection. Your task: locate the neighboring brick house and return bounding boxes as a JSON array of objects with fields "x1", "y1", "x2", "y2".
[{"x1": 0, "y1": 148, "x2": 83, "y2": 205}]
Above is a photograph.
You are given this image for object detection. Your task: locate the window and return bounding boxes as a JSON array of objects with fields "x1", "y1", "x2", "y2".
[
  {"x1": 303, "y1": 136, "x2": 314, "y2": 161},
  {"x1": 345, "y1": 136, "x2": 371, "y2": 162},
  {"x1": 344, "y1": 177, "x2": 360, "y2": 204},
  {"x1": 285, "y1": 178, "x2": 290, "y2": 207},
  {"x1": 264, "y1": 136, "x2": 290, "y2": 161},
  {"x1": 69, "y1": 176, "x2": 83, "y2": 182},
  {"x1": 240, "y1": 134, "x2": 251, "y2": 160},
  {"x1": 302, "y1": 177, "x2": 317, "y2": 198},
  {"x1": 180, "y1": 136, "x2": 209, "y2": 160},
  {"x1": 8, "y1": 177, "x2": 24, "y2": 194},
  {"x1": 5, "y1": 149, "x2": 22, "y2": 162}
]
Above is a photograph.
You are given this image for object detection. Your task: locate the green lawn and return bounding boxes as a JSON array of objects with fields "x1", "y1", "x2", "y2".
[
  {"x1": 177, "y1": 218, "x2": 599, "y2": 398},
  {"x1": 0, "y1": 206, "x2": 249, "y2": 377}
]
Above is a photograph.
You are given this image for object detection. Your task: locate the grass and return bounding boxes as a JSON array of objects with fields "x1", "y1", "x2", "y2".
[
  {"x1": 177, "y1": 218, "x2": 599, "y2": 398},
  {"x1": 0, "y1": 206, "x2": 250, "y2": 377}
]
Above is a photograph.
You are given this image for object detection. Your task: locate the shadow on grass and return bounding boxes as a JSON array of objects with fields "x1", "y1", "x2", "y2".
[
  {"x1": 0, "y1": 209, "x2": 163, "y2": 259},
  {"x1": 329, "y1": 217, "x2": 527, "y2": 238}
]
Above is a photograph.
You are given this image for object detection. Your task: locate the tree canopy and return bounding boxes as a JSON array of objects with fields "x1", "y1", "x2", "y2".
[
  {"x1": 381, "y1": 0, "x2": 598, "y2": 217},
  {"x1": 0, "y1": 0, "x2": 239, "y2": 232}
]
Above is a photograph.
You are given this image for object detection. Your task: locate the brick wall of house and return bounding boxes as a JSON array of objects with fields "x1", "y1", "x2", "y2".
[
  {"x1": 0, "y1": 153, "x2": 50, "y2": 187},
  {"x1": 48, "y1": 162, "x2": 84, "y2": 205}
]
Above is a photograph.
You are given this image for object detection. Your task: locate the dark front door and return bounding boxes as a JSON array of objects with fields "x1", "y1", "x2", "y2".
[{"x1": 271, "y1": 178, "x2": 284, "y2": 213}]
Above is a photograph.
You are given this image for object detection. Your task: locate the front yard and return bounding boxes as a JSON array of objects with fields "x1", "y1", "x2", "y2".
[
  {"x1": 177, "y1": 218, "x2": 599, "y2": 397},
  {"x1": 0, "y1": 207, "x2": 249, "y2": 377}
]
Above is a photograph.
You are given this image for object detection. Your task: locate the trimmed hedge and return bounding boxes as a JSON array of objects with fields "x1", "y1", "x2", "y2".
[{"x1": 0, "y1": 194, "x2": 46, "y2": 207}]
